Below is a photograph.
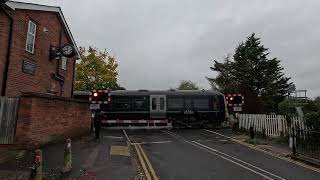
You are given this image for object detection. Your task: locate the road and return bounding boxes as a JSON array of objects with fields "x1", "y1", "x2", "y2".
[
  {"x1": 2, "y1": 128, "x2": 318, "y2": 179},
  {"x1": 124, "y1": 128, "x2": 320, "y2": 180}
]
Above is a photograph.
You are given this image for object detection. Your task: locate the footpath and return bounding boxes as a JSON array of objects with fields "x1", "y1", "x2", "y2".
[{"x1": 0, "y1": 130, "x2": 137, "y2": 180}]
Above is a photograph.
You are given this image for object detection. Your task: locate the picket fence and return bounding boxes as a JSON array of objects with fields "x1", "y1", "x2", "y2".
[{"x1": 239, "y1": 114, "x2": 305, "y2": 138}]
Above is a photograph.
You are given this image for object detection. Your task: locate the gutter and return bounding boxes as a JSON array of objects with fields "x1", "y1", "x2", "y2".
[{"x1": 0, "y1": 4, "x2": 13, "y2": 96}]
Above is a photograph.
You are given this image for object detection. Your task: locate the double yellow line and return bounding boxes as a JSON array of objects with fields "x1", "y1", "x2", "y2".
[{"x1": 134, "y1": 144, "x2": 158, "y2": 180}]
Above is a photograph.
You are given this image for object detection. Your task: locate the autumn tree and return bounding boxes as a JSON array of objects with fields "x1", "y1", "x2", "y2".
[
  {"x1": 177, "y1": 80, "x2": 200, "y2": 90},
  {"x1": 74, "y1": 47, "x2": 123, "y2": 91}
]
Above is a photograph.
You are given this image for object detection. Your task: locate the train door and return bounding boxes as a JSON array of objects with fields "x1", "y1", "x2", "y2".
[{"x1": 150, "y1": 95, "x2": 166, "y2": 119}]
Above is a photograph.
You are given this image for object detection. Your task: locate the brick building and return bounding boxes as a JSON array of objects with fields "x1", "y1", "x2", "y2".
[{"x1": 0, "y1": 1, "x2": 80, "y2": 98}]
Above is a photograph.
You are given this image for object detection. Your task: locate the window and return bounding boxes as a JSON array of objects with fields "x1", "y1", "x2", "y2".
[
  {"x1": 133, "y1": 100, "x2": 148, "y2": 110},
  {"x1": 194, "y1": 99, "x2": 209, "y2": 109},
  {"x1": 152, "y1": 98, "x2": 157, "y2": 110},
  {"x1": 26, "y1": 21, "x2": 36, "y2": 53},
  {"x1": 112, "y1": 99, "x2": 132, "y2": 110},
  {"x1": 168, "y1": 98, "x2": 183, "y2": 109},
  {"x1": 160, "y1": 97, "x2": 165, "y2": 110},
  {"x1": 185, "y1": 99, "x2": 192, "y2": 109},
  {"x1": 213, "y1": 97, "x2": 220, "y2": 110},
  {"x1": 61, "y1": 56, "x2": 67, "y2": 70}
]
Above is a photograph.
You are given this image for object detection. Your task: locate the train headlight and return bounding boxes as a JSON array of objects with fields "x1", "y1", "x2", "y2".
[{"x1": 93, "y1": 92, "x2": 98, "y2": 97}]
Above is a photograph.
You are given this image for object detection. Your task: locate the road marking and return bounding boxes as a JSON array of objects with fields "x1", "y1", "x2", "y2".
[
  {"x1": 132, "y1": 141, "x2": 173, "y2": 145},
  {"x1": 134, "y1": 144, "x2": 152, "y2": 180},
  {"x1": 161, "y1": 130, "x2": 183, "y2": 138},
  {"x1": 203, "y1": 129, "x2": 320, "y2": 174},
  {"x1": 82, "y1": 147, "x2": 100, "y2": 169},
  {"x1": 137, "y1": 144, "x2": 159, "y2": 180},
  {"x1": 186, "y1": 141, "x2": 276, "y2": 180},
  {"x1": 122, "y1": 129, "x2": 132, "y2": 144},
  {"x1": 110, "y1": 145, "x2": 130, "y2": 156},
  {"x1": 103, "y1": 135, "x2": 123, "y2": 139},
  {"x1": 192, "y1": 141, "x2": 287, "y2": 180},
  {"x1": 165, "y1": 130, "x2": 286, "y2": 180}
]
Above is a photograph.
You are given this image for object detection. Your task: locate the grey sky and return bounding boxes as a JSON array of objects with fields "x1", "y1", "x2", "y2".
[{"x1": 20, "y1": 0, "x2": 320, "y2": 97}]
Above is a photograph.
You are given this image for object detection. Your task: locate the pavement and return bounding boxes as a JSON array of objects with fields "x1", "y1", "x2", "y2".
[
  {"x1": 0, "y1": 128, "x2": 319, "y2": 180},
  {"x1": 0, "y1": 132, "x2": 137, "y2": 180}
]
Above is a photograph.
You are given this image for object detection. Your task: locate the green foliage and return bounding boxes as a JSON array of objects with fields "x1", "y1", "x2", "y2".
[
  {"x1": 306, "y1": 111, "x2": 320, "y2": 131},
  {"x1": 278, "y1": 99, "x2": 297, "y2": 115},
  {"x1": 75, "y1": 47, "x2": 122, "y2": 91},
  {"x1": 177, "y1": 80, "x2": 199, "y2": 90},
  {"x1": 208, "y1": 33, "x2": 292, "y2": 113}
]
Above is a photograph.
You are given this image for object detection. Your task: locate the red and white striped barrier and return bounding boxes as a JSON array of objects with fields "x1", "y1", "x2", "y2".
[{"x1": 101, "y1": 119, "x2": 168, "y2": 124}]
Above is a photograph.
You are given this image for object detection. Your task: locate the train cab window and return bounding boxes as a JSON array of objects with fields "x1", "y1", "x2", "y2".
[
  {"x1": 213, "y1": 97, "x2": 220, "y2": 110},
  {"x1": 160, "y1": 97, "x2": 165, "y2": 110},
  {"x1": 194, "y1": 99, "x2": 209, "y2": 109},
  {"x1": 168, "y1": 98, "x2": 183, "y2": 109},
  {"x1": 152, "y1": 98, "x2": 157, "y2": 110}
]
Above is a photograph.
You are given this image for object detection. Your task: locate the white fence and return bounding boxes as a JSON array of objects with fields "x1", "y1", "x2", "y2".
[{"x1": 239, "y1": 114, "x2": 305, "y2": 138}]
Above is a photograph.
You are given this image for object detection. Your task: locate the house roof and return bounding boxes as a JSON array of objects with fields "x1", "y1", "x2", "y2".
[{"x1": 5, "y1": 1, "x2": 80, "y2": 58}]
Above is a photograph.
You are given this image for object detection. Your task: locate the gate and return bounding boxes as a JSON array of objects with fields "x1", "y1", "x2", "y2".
[{"x1": 0, "y1": 97, "x2": 19, "y2": 144}]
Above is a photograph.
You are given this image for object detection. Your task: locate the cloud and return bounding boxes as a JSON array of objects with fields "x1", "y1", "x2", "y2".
[{"x1": 21, "y1": 0, "x2": 320, "y2": 97}]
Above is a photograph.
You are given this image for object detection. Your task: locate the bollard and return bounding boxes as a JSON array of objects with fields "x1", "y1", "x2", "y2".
[
  {"x1": 30, "y1": 149, "x2": 42, "y2": 180},
  {"x1": 62, "y1": 138, "x2": 72, "y2": 173},
  {"x1": 249, "y1": 126, "x2": 255, "y2": 139}
]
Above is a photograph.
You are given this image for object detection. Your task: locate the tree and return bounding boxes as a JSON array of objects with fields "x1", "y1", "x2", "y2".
[
  {"x1": 206, "y1": 54, "x2": 238, "y2": 92},
  {"x1": 177, "y1": 80, "x2": 199, "y2": 90},
  {"x1": 74, "y1": 47, "x2": 122, "y2": 91},
  {"x1": 208, "y1": 33, "x2": 292, "y2": 113}
]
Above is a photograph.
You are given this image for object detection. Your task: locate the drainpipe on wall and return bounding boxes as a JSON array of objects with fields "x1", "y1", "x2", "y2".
[
  {"x1": 52, "y1": 29, "x2": 65, "y2": 96},
  {"x1": 0, "y1": 4, "x2": 13, "y2": 96}
]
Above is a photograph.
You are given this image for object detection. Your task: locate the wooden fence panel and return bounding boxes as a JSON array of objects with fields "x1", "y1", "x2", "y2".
[{"x1": 0, "y1": 97, "x2": 19, "y2": 144}]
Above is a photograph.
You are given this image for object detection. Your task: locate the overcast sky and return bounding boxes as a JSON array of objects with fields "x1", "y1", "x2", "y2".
[{"x1": 20, "y1": 0, "x2": 320, "y2": 97}]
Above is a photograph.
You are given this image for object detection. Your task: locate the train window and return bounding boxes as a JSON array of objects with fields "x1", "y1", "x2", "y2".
[
  {"x1": 160, "y1": 97, "x2": 165, "y2": 110},
  {"x1": 112, "y1": 99, "x2": 132, "y2": 110},
  {"x1": 185, "y1": 99, "x2": 192, "y2": 109},
  {"x1": 193, "y1": 99, "x2": 209, "y2": 109},
  {"x1": 168, "y1": 98, "x2": 183, "y2": 109},
  {"x1": 213, "y1": 96, "x2": 220, "y2": 109},
  {"x1": 133, "y1": 100, "x2": 148, "y2": 110},
  {"x1": 152, "y1": 98, "x2": 157, "y2": 110}
]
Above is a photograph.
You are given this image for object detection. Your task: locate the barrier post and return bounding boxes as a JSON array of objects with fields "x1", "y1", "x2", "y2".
[
  {"x1": 30, "y1": 149, "x2": 42, "y2": 180},
  {"x1": 62, "y1": 138, "x2": 72, "y2": 173}
]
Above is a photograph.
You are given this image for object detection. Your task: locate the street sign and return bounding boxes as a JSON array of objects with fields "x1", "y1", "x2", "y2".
[{"x1": 90, "y1": 104, "x2": 100, "y2": 110}]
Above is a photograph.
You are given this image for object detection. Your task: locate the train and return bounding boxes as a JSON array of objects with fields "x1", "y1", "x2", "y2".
[{"x1": 87, "y1": 89, "x2": 228, "y2": 128}]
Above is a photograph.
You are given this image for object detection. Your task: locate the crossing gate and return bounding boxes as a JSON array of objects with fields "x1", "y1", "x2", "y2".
[{"x1": 0, "y1": 97, "x2": 19, "y2": 144}]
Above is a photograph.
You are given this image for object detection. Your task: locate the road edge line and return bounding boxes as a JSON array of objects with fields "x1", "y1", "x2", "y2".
[
  {"x1": 134, "y1": 144, "x2": 152, "y2": 180},
  {"x1": 203, "y1": 129, "x2": 320, "y2": 174},
  {"x1": 185, "y1": 140, "x2": 274, "y2": 180},
  {"x1": 138, "y1": 144, "x2": 159, "y2": 180},
  {"x1": 192, "y1": 141, "x2": 286, "y2": 180}
]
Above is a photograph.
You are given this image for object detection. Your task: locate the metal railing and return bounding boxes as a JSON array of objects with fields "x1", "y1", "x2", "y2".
[{"x1": 293, "y1": 128, "x2": 320, "y2": 161}]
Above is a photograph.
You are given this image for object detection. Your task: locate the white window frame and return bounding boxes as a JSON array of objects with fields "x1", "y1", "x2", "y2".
[
  {"x1": 61, "y1": 56, "x2": 67, "y2": 70},
  {"x1": 26, "y1": 21, "x2": 36, "y2": 53}
]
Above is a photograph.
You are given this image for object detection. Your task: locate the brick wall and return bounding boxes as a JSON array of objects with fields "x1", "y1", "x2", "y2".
[
  {"x1": 4, "y1": 9, "x2": 77, "y2": 98},
  {"x1": 15, "y1": 93, "x2": 90, "y2": 147},
  {"x1": 0, "y1": 10, "x2": 10, "y2": 95}
]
